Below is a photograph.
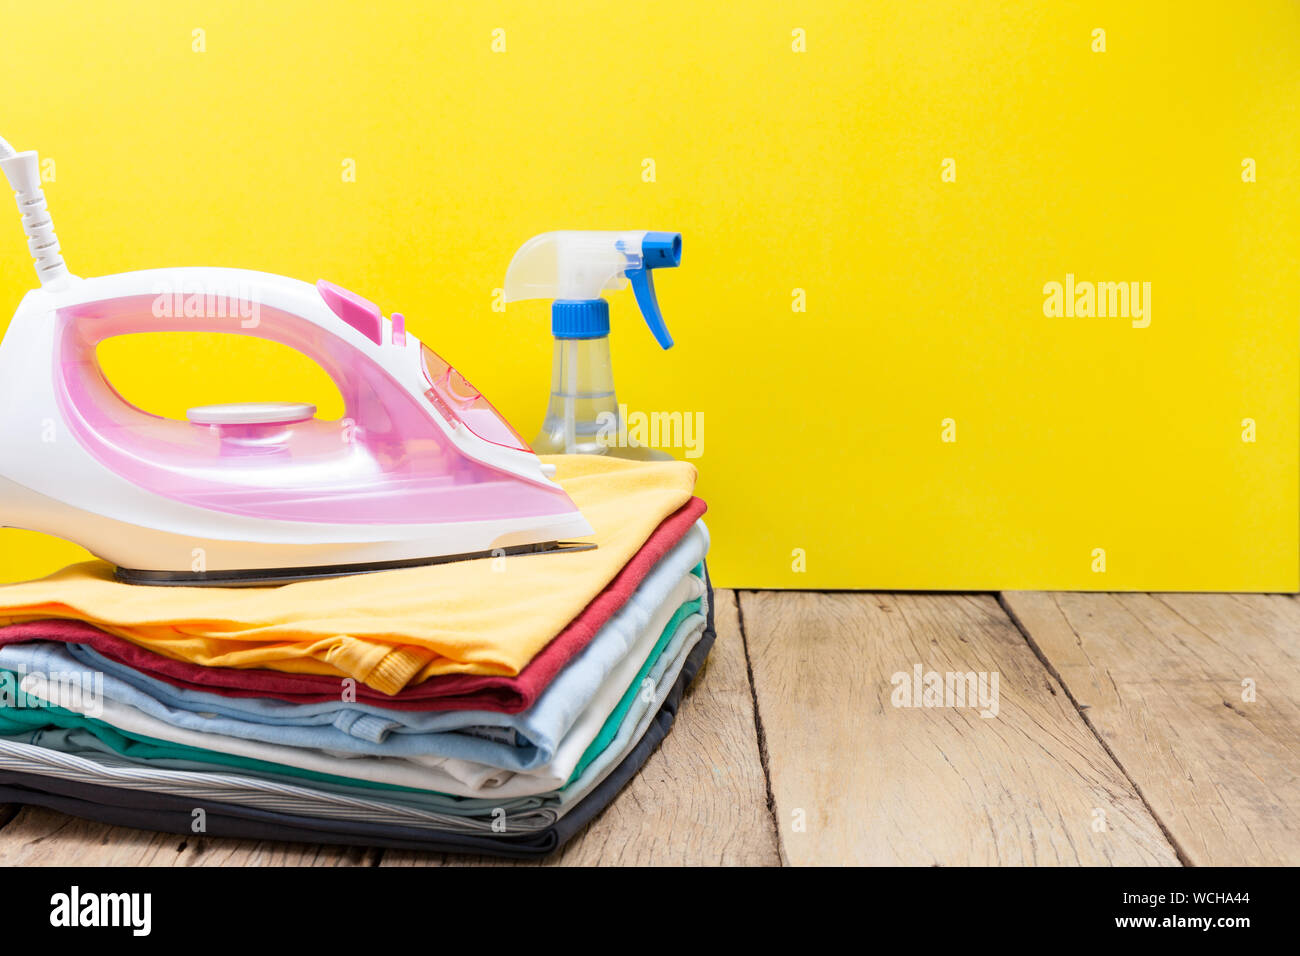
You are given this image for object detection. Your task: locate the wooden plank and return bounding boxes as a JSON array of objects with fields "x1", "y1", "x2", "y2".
[
  {"x1": 742, "y1": 591, "x2": 1179, "y2": 866},
  {"x1": 0, "y1": 805, "x2": 379, "y2": 865},
  {"x1": 1002, "y1": 591, "x2": 1300, "y2": 866},
  {"x1": 382, "y1": 588, "x2": 779, "y2": 866}
]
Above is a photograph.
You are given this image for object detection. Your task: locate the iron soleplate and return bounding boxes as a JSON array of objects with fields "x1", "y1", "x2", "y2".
[{"x1": 114, "y1": 540, "x2": 597, "y2": 587}]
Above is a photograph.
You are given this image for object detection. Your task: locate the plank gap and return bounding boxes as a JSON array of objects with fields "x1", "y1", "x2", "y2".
[
  {"x1": 996, "y1": 592, "x2": 1191, "y2": 866},
  {"x1": 735, "y1": 589, "x2": 786, "y2": 865},
  {"x1": 1000, "y1": 591, "x2": 1300, "y2": 866}
]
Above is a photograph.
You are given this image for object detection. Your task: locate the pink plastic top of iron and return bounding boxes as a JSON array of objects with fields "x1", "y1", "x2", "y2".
[
  {"x1": 51, "y1": 282, "x2": 567, "y2": 525},
  {"x1": 316, "y1": 279, "x2": 382, "y2": 344}
]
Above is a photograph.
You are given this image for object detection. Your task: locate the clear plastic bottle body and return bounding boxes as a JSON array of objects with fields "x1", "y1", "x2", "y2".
[{"x1": 532, "y1": 337, "x2": 672, "y2": 460}]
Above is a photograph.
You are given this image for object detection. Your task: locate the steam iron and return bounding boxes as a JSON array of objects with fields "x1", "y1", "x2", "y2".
[{"x1": 0, "y1": 136, "x2": 594, "y2": 586}]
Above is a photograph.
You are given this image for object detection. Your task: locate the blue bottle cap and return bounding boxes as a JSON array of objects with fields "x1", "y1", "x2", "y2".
[{"x1": 552, "y1": 298, "x2": 611, "y2": 339}]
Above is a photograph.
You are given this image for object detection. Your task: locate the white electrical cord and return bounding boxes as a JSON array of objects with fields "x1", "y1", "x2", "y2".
[{"x1": 0, "y1": 133, "x2": 72, "y2": 288}]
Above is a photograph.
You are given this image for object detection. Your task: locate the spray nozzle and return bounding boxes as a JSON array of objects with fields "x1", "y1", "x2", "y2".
[
  {"x1": 504, "y1": 230, "x2": 682, "y2": 348},
  {"x1": 624, "y1": 231, "x2": 679, "y2": 348}
]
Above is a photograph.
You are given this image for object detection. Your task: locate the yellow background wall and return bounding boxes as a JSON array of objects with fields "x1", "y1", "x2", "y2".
[{"x1": 0, "y1": 1, "x2": 1296, "y2": 589}]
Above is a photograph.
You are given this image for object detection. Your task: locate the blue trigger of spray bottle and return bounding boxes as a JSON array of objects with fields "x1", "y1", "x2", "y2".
[{"x1": 503, "y1": 230, "x2": 682, "y2": 459}]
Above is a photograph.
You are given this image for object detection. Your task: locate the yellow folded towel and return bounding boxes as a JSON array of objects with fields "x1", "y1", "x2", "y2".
[{"x1": 0, "y1": 456, "x2": 696, "y2": 694}]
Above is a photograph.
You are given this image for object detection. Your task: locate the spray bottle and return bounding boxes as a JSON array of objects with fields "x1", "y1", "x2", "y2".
[{"x1": 504, "y1": 230, "x2": 681, "y2": 460}]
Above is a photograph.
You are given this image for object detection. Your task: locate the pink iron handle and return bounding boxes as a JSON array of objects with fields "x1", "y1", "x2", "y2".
[{"x1": 57, "y1": 283, "x2": 408, "y2": 432}]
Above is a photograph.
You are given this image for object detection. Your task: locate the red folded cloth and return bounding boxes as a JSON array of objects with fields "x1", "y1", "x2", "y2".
[{"x1": 0, "y1": 497, "x2": 707, "y2": 714}]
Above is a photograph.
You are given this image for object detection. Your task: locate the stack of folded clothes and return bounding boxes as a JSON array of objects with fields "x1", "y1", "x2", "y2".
[{"x1": 0, "y1": 456, "x2": 712, "y2": 858}]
